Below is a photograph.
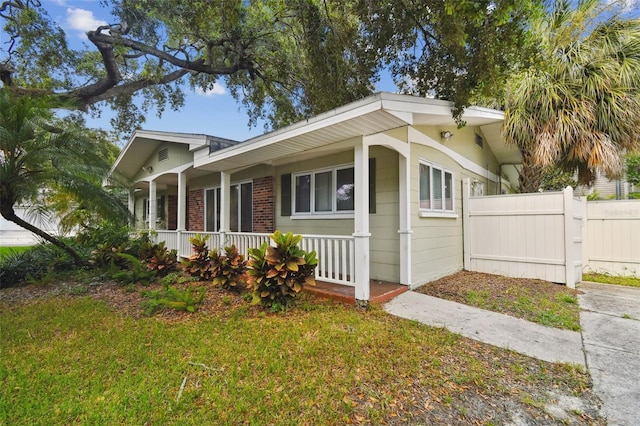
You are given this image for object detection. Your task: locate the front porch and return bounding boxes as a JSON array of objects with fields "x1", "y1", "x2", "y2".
[{"x1": 306, "y1": 279, "x2": 408, "y2": 305}]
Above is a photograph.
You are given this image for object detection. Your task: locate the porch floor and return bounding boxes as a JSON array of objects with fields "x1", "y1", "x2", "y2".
[{"x1": 305, "y1": 279, "x2": 408, "y2": 305}]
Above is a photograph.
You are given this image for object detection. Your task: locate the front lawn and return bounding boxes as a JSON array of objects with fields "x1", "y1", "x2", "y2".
[
  {"x1": 0, "y1": 283, "x2": 602, "y2": 425},
  {"x1": 416, "y1": 271, "x2": 582, "y2": 331},
  {"x1": 0, "y1": 246, "x2": 31, "y2": 258}
]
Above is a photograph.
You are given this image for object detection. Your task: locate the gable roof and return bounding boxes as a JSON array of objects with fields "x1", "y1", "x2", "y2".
[{"x1": 110, "y1": 130, "x2": 239, "y2": 180}]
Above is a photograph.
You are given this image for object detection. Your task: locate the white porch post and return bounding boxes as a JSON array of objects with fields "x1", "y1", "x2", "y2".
[
  {"x1": 398, "y1": 153, "x2": 412, "y2": 286},
  {"x1": 148, "y1": 180, "x2": 157, "y2": 231},
  {"x1": 353, "y1": 139, "x2": 370, "y2": 305},
  {"x1": 127, "y1": 190, "x2": 135, "y2": 227},
  {"x1": 219, "y1": 171, "x2": 231, "y2": 249},
  {"x1": 177, "y1": 171, "x2": 187, "y2": 231}
]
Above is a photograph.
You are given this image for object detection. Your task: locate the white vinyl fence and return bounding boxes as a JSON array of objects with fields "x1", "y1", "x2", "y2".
[
  {"x1": 584, "y1": 200, "x2": 640, "y2": 277},
  {"x1": 463, "y1": 182, "x2": 584, "y2": 287}
]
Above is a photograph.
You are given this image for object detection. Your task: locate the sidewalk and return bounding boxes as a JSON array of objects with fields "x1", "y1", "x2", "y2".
[
  {"x1": 579, "y1": 281, "x2": 640, "y2": 426},
  {"x1": 384, "y1": 291, "x2": 585, "y2": 366}
]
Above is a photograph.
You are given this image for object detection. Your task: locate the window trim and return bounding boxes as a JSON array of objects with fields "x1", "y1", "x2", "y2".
[
  {"x1": 292, "y1": 163, "x2": 355, "y2": 217},
  {"x1": 419, "y1": 159, "x2": 457, "y2": 218}
]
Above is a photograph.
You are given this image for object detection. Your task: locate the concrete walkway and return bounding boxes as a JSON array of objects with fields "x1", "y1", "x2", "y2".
[
  {"x1": 579, "y1": 281, "x2": 640, "y2": 426},
  {"x1": 384, "y1": 291, "x2": 585, "y2": 366}
]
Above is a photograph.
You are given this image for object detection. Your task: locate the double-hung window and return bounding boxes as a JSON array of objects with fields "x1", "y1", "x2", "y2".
[
  {"x1": 204, "y1": 182, "x2": 253, "y2": 232},
  {"x1": 419, "y1": 161, "x2": 454, "y2": 214},
  {"x1": 293, "y1": 165, "x2": 354, "y2": 215}
]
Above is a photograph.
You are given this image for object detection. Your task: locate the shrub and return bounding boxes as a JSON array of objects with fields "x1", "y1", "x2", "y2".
[
  {"x1": 110, "y1": 253, "x2": 156, "y2": 286},
  {"x1": 180, "y1": 234, "x2": 216, "y2": 280},
  {"x1": 142, "y1": 242, "x2": 178, "y2": 276},
  {"x1": 90, "y1": 242, "x2": 129, "y2": 269},
  {"x1": 212, "y1": 245, "x2": 247, "y2": 291},
  {"x1": 246, "y1": 231, "x2": 317, "y2": 309},
  {"x1": 141, "y1": 282, "x2": 207, "y2": 314},
  {"x1": 0, "y1": 243, "x2": 74, "y2": 288}
]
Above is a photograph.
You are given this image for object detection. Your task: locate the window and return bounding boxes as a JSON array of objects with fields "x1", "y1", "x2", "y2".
[
  {"x1": 419, "y1": 161, "x2": 454, "y2": 213},
  {"x1": 475, "y1": 133, "x2": 484, "y2": 148},
  {"x1": 204, "y1": 182, "x2": 252, "y2": 232},
  {"x1": 293, "y1": 165, "x2": 355, "y2": 215},
  {"x1": 143, "y1": 196, "x2": 165, "y2": 221},
  {"x1": 205, "y1": 188, "x2": 221, "y2": 232}
]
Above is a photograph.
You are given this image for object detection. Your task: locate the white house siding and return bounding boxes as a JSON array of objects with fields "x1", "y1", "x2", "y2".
[{"x1": 409, "y1": 126, "x2": 502, "y2": 287}]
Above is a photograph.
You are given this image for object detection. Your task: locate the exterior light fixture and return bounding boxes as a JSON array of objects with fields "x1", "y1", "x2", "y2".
[{"x1": 440, "y1": 131, "x2": 453, "y2": 140}]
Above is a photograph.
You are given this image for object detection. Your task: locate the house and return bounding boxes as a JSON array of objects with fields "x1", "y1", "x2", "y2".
[
  {"x1": 110, "y1": 92, "x2": 522, "y2": 303},
  {"x1": 578, "y1": 169, "x2": 636, "y2": 200}
]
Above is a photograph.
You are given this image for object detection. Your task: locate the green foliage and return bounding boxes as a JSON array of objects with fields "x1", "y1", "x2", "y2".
[
  {"x1": 211, "y1": 245, "x2": 247, "y2": 291},
  {"x1": 180, "y1": 234, "x2": 216, "y2": 280},
  {"x1": 0, "y1": 243, "x2": 74, "y2": 288},
  {"x1": 141, "y1": 241, "x2": 179, "y2": 277},
  {"x1": 586, "y1": 191, "x2": 601, "y2": 201},
  {"x1": 246, "y1": 231, "x2": 317, "y2": 308},
  {"x1": 142, "y1": 282, "x2": 207, "y2": 314},
  {"x1": 357, "y1": 0, "x2": 541, "y2": 122},
  {"x1": 90, "y1": 242, "x2": 130, "y2": 269},
  {"x1": 626, "y1": 154, "x2": 640, "y2": 186},
  {"x1": 503, "y1": 0, "x2": 640, "y2": 191},
  {"x1": 0, "y1": 93, "x2": 130, "y2": 263},
  {"x1": 539, "y1": 166, "x2": 577, "y2": 191},
  {"x1": 110, "y1": 253, "x2": 156, "y2": 286}
]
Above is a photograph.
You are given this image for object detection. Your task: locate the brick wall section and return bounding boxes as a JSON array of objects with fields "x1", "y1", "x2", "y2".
[
  {"x1": 252, "y1": 176, "x2": 274, "y2": 233},
  {"x1": 187, "y1": 189, "x2": 204, "y2": 231},
  {"x1": 167, "y1": 195, "x2": 178, "y2": 230}
]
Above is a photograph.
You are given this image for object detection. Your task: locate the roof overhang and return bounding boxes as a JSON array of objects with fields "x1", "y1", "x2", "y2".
[{"x1": 195, "y1": 92, "x2": 520, "y2": 172}]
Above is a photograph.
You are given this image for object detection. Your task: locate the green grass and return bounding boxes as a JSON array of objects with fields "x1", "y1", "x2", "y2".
[
  {"x1": 465, "y1": 287, "x2": 580, "y2": 331},
  {"x1": 582, "y1": 273, "x2": 640, "y2": 288},
  {"x1": 0, "y1": 296, "x2": 591, "y2": 425},
  {"x1": 0, "y1": 246, "x2": 31, "y2": 258}
]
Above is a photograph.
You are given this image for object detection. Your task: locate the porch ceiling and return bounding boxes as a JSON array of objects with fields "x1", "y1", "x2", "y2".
[{"x1": 195, "y1": 92, "x2": 520, "y2": 172}]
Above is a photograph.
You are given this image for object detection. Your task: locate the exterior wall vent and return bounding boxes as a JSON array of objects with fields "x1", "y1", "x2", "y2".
[{"x1": 158, "y1": 148, "x2": 169, "y2": 162}]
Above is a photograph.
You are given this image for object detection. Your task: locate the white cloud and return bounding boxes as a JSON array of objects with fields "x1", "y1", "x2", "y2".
[
  {"x1": 195, "y1": 83, "x2": 227, "y2": 97},
  {"x1": 66, "y1": 8, "x2": 107, "y2": 36}
]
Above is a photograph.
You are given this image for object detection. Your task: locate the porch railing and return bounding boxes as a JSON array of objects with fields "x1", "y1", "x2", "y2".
[
  {"x1": 299, "y1": 234, "x2": 355, "y2": 286},
  {"x1": 151, "y1": 231, "x2": 355, "y2": 286}
]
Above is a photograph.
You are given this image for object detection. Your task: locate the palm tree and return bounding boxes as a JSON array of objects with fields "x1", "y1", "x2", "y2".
[
  {"x1": 0, "y1": 91, "x2": 129, "y2": 263},
  {"x1": 503, "y1": 0, "x2": 640, "y2": 193}
]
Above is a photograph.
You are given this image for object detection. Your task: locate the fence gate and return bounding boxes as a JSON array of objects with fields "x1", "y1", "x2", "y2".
[{"x1": 462, "y1": 180, "x2": 584, "y2": 287}]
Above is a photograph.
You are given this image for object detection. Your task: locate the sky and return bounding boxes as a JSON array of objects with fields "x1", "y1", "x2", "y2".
[{"x1": 19, "y1": 0, "x2": 396, "y2": 146}]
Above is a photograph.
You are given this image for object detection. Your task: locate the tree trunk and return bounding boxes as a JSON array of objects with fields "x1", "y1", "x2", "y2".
[
  {"x1": 0, "y1": 205, "x2": 83, "y2": 265},
  {"x1": 518, "y1": 149, "x2": 545, "y2": 193}
]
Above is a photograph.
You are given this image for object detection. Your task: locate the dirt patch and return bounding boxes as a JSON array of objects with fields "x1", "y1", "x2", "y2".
[{"x1": 415, "y1": 270, "x2": 582, "y2": 330}]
